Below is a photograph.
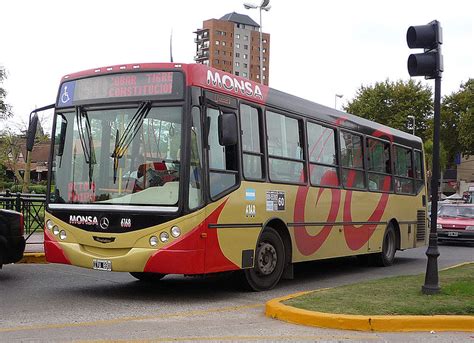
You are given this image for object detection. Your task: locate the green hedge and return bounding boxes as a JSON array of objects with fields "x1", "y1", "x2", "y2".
[
  {"x1": 29, "y1": 185, "x2": 48, "y2": 194},
  {"x1": 1, "y1": 184, "x2": 47, "y2": 194}
]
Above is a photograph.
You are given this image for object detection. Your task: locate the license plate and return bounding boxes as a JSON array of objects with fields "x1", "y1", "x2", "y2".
[
  {"x1": 93, "y1": 259, "x2": 112, "y2": 271},
  {"x1": 447, "y1": 231, "x2": 459, "y2": 237}
]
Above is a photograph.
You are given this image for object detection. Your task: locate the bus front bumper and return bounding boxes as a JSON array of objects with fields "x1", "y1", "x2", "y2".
[{"x1": 45, "y1": 239, "x2": 205, "y2": 274}]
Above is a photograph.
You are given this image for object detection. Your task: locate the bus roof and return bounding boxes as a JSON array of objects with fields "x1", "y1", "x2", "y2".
[{"x1": 59, "y1": 62, "x2": 423, "y2": 148}]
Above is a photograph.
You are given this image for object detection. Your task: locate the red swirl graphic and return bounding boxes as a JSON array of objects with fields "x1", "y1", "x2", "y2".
[
  {"x1": 294, "y1": 127, "x2": 394, "y2": 255},
  {"x1": 342, "y1": 128, "x2": 393, "y2": 250},
  {"x1": 343, "y1": 172, "x2": 391, "y2": 250},
  {"x1": 294, "y1": 170, "x2": 340, "y2": 255}
]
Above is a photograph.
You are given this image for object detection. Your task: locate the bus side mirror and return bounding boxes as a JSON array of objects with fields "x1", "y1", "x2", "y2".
[
  {"x1": 26, "y1": 113, "x2": 38, "y2": 152},
  {"x1": 218, "y1": 112, "x2": 238, "y2": 146}
]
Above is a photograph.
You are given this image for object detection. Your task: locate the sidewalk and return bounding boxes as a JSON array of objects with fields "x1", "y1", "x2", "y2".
[
  {"x1": 25, "y1": 232, "x2": 44, "y2": 253},
  {"x1": 20, "y1": 232, "x2": 46, "y2": 263}
]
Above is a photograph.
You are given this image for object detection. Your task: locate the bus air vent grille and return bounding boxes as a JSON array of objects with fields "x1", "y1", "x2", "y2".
[{"x1": 416, "y1": 210, "x2": 427, "y2": 241}]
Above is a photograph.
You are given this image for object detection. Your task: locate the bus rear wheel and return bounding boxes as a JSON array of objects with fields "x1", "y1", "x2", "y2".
[
  {"x1": 129, "y1": 272, "x2": 166, "y2": 282},
  {"x1": 373, "y1": 224, "x2": 397, "y2": 267},
  {"x1": 243, "y1": 227, "x2": 285, "y2": 291}
]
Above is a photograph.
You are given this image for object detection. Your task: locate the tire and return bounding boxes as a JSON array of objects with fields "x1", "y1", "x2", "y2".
[
  {"x1": 129, "y1": 272, "x2": 166, "y2": 282},
  {"x1": 373, "y1": 224, "x2": 397, "y2": 267},
  {"x1": 243, "y1": 227, "x2": 286, "y2": 291}
]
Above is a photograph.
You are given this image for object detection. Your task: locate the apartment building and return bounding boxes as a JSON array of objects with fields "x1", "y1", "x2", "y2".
[{"x1": 194, "y1": 12, "x2": 270, "y2": 85}]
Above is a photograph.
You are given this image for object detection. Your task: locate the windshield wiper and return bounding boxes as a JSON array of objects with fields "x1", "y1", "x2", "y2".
[
  {"x1": 76, "y1": 107, "x2": 96, "y2": 186},
  {"x1": 111, "y1": 101, "x2": 152, "y2": 183}
]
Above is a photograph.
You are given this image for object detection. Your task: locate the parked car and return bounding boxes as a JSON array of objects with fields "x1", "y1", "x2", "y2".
[
  {"x1": 437, "y1": 204, "x2": 474, "y2": 244},
  {"x1": 427, "y1": 200, "x2": 449, "y2": 227},
  {"x1": 0, "y1": 209, "x2": 25, "y2": 268}
]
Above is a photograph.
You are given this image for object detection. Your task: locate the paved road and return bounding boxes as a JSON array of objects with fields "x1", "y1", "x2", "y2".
[{"x1": 0, "y1": 244, "x2": 472, "y2": 342}]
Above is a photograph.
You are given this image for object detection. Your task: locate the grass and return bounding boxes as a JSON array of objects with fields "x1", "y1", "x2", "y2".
[{"x1": 285, "y1": 263, "x2": 474, "y2": 316}]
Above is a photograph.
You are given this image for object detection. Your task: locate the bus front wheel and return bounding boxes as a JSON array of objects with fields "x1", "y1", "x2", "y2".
[
  {"x1": 373, "y1": 224, "x2": 397, "y2": 267},
  {"x1": 243, "y1": 227, "x2": 285, "y2": 291},
  {"x1": 130, "y1": 272, "x2": 166, "y2": 282}
]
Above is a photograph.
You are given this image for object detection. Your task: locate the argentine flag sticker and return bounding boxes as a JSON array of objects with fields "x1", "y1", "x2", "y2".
[{"x1": 245, "y1": 188, "x2": 256, "y2": 201}]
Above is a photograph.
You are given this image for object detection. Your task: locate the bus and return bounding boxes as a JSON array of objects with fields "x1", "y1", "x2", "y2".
[{"x1": 27, "y1": 63, "x2": 428, "y2": 291}]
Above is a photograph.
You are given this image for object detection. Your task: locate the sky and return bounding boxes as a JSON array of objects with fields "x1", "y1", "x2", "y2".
[{"x1": 0, "y1": 0, "x2": 472, "y2": 134}]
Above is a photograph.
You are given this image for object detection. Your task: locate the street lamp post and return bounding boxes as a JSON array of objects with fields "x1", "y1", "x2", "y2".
[
  {"x1": 334, "y1": 94, "x2": 343, "y2": 109},
  {"x1": 244, "y1": 0, "x2": 271, "y2": 85},
  {"x1": 407, "y1": 115, "x2": 415, "y2": 135}
]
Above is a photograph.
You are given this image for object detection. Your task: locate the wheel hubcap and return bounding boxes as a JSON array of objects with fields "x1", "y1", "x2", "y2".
[{"x1": 257, "y1": 242, "x2": 277, "y2": 275}]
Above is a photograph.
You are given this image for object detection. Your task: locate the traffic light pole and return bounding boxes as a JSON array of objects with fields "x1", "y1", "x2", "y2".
[
  {"x1": 422, "y1": 76, "x2": 441, "y2": 295},
  {"x1": 406, "y1": 20, "x2": 443, "y2": 295}
]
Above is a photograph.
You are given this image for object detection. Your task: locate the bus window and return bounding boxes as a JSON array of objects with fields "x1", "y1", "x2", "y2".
[
  {"x1": 240, "y1": 104, "x2": 263, "y2": 180},
  {"x1": 266, "y1": 110, "x2": 305, "y2": 184},
  {"x1": 189, "y1": 107, "x2": 204, "y2": 209},
  {"x1": 366, "y1": 138, "x2": 392, "y2": 192},
  {"x1": 414, "y1": 150, "x2": 424, "y2": 193},
  {"x1": 207, "y1": 107, "x2": 238, "y2": 199},
  {"x1": 340, "y1": 131, "x2": 365, "y2": 189},
  {"x1": 393, "y1": 145, "x2": 414, "y2": 194},
  {"x1": 307, "y1": 122, "x2": 339, "y2": 187}
]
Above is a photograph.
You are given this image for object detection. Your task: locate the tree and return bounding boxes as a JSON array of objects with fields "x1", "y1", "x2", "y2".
[
  {"x1": 0, "y1": 66, "x2": 13, "y2": 119},
  {"x1": 344, "y1": 79, "x2": 433, "y2": 142},
  {"x1": 0, "y1": 119, "x2": 48, "y2": 193},
  {"x1": 0, "y1": 131, "x2": 26, "y2": 190},
  {"x1": 441, "y1": 79, "x2": 474, "y2": 160},
  {"x1": 423, "y1": 138, "x2": 448, "y2": 196}
]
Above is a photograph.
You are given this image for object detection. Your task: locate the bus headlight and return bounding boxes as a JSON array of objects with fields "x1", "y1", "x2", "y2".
[
  {"x1": 53, "y1": 226, "x2": 60, "y2": 236},
  {"x1": 149, "y1": 236, "x2": 158, "y2": 247},
  {"x1": 436, "y1": 224, "x2": 442, "y2": 229},
  {"x1": 46, "y1": 220, "x2": 54, "y2": 231},
  {"x1": 466, "y1": 226, "x2": 474, "y2": 231},
  {"x1": 170, "y1": 226, "x2": 181, "y2": 238},
  {"x1": 159, "y1": 232, "x2": 169, "y2": 243},
  {"x1": 59, "y1": 230, "x2": 67, "y2": 240}
]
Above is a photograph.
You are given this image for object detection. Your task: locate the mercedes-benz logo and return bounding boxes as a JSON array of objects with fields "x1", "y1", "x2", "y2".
[{"x1": 100, "y1": 217, "x2": 109, "y2": 230}]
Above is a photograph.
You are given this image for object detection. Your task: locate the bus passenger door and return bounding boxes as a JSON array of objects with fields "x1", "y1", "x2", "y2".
[
  {"x1": 203, "y1": 105, "x2": 240, "y2": 273},
  {"x1": 205, "y1": 106, "x2": 239, "y2": 200}
]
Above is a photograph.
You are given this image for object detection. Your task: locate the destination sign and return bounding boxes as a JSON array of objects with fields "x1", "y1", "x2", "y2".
[{"x1": 57, "y1": 71, "x2": 183, "y2": 107}]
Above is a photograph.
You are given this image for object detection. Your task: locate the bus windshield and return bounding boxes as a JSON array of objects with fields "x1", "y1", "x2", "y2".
[{"x1": 50, "y1": 105, "x2": 182, "y2": 207}]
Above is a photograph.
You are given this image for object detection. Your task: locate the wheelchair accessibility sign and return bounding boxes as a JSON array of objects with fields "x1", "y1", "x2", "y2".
[{"x1": 57, "y1": 81, "x2": 75, "y2": 107}]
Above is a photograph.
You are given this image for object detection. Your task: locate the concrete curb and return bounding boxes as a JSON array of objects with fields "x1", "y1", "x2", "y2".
[
  {"x1": 266, "y1": 263, "x2": 474, "y2": 332},
  {"x1": 265, "y1": 292, "x2": 474, "y2": 332},
  {"x1": 17, "y1": 253, "x2": 47, "y2": 264}
]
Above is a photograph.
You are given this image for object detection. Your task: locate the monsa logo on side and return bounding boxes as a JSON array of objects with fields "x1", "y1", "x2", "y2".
[
  {"x1": 69, "y1": 215, "x2": 98, "y2": 226},
  {"x1": 207, "y1": 70, "x2": 263, "y2": 99}
]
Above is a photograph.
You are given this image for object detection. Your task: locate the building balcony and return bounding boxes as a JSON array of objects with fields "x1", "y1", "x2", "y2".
[
  {"x1": 197, "y1": 43, "x2": 210, "y2": 50},
  {"x1": 194, "y1": 56, "x2": 210, "y2": 63},
  {"x1": 194, "y1": 36, "x2": 210, "y2": 43},
  {"x1": 195, "y1": 50, "x2": 209, "y2": 58},
  {"x1": 194, "y1": 29, "x2": 209, "y2": 43},
  {"x1": 194, "y1": 50, "x2": 210, "y2": 61}
]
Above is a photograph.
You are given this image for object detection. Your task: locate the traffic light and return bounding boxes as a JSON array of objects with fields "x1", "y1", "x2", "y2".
[
  {"x1": 406, "y1": 20, "x2": 443, "y2": 79},
  {"x1": 406, "y1": 20, "x2": 444, "y2": 295}
]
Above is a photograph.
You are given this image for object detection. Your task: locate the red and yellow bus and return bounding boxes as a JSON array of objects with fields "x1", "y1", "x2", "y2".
[{"x1": 29, "y1": 63, "x2": 428, "y2": 290}]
